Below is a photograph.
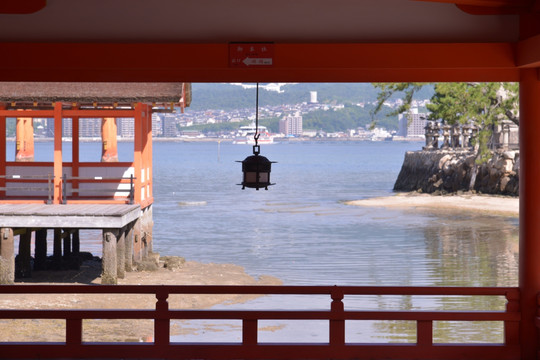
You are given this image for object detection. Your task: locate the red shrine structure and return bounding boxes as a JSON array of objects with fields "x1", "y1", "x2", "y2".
[
  {"x1": 0, "y1": 82, "x2": 190, "y2": 285},
  {"x1": 0, "y1": 0, "x2": 539, "y2": 359}
]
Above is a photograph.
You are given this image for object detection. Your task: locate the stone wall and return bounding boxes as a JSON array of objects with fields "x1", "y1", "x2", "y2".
[{"x1": 393, "y1": 149, "x2": 519, "y2": 196}]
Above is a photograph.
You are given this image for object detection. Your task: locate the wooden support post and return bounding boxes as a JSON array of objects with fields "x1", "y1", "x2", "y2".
[
  {"x1": 15, "y1": 117, "x2": 35, "y2": 162},
  {"x1": 53, "y1": 228, "x2": 62, "y2": 261},
  {"x1": 34, "y1": 228, "x2": 47, "y2": 271},
  {"x1": 141, "y1": 206, "x2": 153, "y2": 258},
  {"x1": 72, "y1": 229, "x2": 80, "y2": 255},
  {"x1": 102, "y1": 229, "x2": 118, "y2": 284},
  {"x1": 0, "y1": 228, "x2": 15, "y2": 284},
  {"x1": 133, "y1": 217, "x2": 142, "y2": 264},
  {"x1": 16, "y1": 230, "x2": 32, "y2": 278},
  {"x1": 63, "y1": 230, "x2": 71, "y2": 258},
  {"x1": 117, "y1": 227, "x2": 126, "y2": 279},
  {"x1": 101, "y1": 117, "x2": 118, "y2": 162},
  {"x1": 125, "y1": 223, "x2": 134, "y2": 272},
  {"x1": 519, "y1": 67, "x2": 540, "y2": 360}
]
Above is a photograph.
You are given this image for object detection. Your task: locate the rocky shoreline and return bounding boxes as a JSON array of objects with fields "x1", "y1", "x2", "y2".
[{"x1": 393, "y1": 149, "x2": 519, "y2": 196}]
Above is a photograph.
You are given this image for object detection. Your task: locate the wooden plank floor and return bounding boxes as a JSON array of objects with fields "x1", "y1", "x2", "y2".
[{"x1": 0, "y1": 204, "x2": 141, "y2": 228}]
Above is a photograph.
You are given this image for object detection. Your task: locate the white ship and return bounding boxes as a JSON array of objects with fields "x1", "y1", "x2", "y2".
[{"x1": 233, "y1": 124, "x2": 274, "y2": 145}]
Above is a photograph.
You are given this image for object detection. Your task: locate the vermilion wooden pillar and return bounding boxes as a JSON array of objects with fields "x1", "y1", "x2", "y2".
[
  {"x1": 134, "y1": 103, "x2": 143, "y2": 204},
  {"x1": 72, "y1": 110, "x2": 80, "y2": 195},
  {"x1": 53, "y1": 102, "x2": 63, "y2": 204},
  {"x1": 519, "y1": 67, "x2": 540, "y2": 360},
  {"x1": 101, "y1": 117, "x2": 118, "y2": 162},
  {"x1": 0, "y1": 103, "x2": 6, "y2": 198},
  {"x1": 15, "y1": 117, "x2": 34, "y2": 162},
  {"x1": 145, "y1": 104, "x2": 152, "y2": 202}
]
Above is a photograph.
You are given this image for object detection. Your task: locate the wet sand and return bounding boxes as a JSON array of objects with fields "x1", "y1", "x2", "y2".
[
  {"x1": 344, "y1": 192, "x2": 518, "y2": 218},
  {"x1": 0, "y1": 259, "x2": 282, "y2": 342}
]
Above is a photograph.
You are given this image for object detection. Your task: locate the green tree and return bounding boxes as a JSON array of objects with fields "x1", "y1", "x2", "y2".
[{"x1": 373, "y1": 82, "x2": 519, "y2": 163}]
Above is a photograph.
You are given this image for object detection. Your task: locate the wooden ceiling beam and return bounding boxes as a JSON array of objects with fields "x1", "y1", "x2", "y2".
[
  {"x1": 0, "y1": 0, "x2": 46, "y2": 14},
  {"x1": 413, "y1": 0, "x2": 530, "y2": 7},
  {"x1": 516, "y1": 33, "x2": 540, "y2": 68},
  {"x1": 413, "y1": 0, "x2": 536, "y2": 14},
  {"x1": 0, "y1": 42, "x2": 519, "y2": 83}
]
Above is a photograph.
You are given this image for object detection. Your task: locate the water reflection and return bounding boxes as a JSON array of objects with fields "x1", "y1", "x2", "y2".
[
  {"x1": 422, "y1": 212, "x2": 518, "y2": 288},
  {"x1": 370, "y1": 210, "x2": 518, "y2": 343}
]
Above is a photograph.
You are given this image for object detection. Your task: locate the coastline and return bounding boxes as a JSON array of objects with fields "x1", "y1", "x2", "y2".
[
  {"x1": 344, "y1": 192, "x2": 519, "y2": 218},
  {"x1": 1, "y1": 259, "x2": 282, "y2": 342}
]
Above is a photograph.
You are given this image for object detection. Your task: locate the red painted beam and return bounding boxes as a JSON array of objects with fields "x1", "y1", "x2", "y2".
[
  {"x1": 414, "y1": 0, "x2": 530, "y2": 6},
  {"x1": 0, "y1": 0, "x2": 46, "y2": 14},
  {"x1": 0, "y1": 42, "x2": 519, "y2": 83},
  {"x1": 516, "y1": 33, "x2": 540, "y2": 68},
  {"x1": 413, "y1": 0, "x2": 536, "y2": 14}
]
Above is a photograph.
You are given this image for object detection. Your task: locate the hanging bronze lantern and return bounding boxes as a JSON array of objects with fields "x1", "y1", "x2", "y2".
[
  {"x1": 239, "y1": 145, "x2": 274, "y2": 190},
  {"x1": 238, "y1": 83, "x2": 276, "y2": 190}
]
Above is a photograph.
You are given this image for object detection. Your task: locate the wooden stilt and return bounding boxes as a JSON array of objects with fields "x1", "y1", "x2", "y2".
[
  {"x1": 63, "y1": 230, "x2": 71, "y2": 258},
  {"x1": 102, "y1": 229, "x2": 118, "y2": 284},
  {"x1": 133, "y1": 218, "x2": 142, "y2": 263},
  {"x1": 125, "y1": 223, "x2": 134, "y2": 272},
  {"x1": 117, "y1": 227, "x2": 126, "y2": 279},
  {"x1": 0, "y1": 228, "x2": 15, "y2": 284},
  {"x1": 53, "y1": 228, "x2": 62, "y2": 260},
  {"x1": 143, "y1": 205, "x2": 153, "y2": 255},
  {"x1": 16, "y1": 230, "x2": 32, "y2": 278},
  {"x1": 72, "y1": 230, "x2": 80, "y2": 255},
  {"x1": 34, "y1": 228, "x2": 47, "y2": 271}
]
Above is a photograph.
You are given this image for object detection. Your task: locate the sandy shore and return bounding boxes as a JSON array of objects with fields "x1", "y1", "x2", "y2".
[
  {"x1": 344, "y1": 192, "x2": 519, "y2": 217},
  {"x1": 0, "y1": 258, "x2": 282, "y2": 342}
]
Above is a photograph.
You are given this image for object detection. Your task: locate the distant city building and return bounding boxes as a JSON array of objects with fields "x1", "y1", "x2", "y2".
[
  {"x1": 118, "y1": 118, "x2": 134, "y2": 138},
  {"x1": 310, "y1": 91, "x2": 318, "y2": 104},
  {"x1": 62, "y1": 118, "x2": 72, "y2": 137},
  {"x1": 151, "y1": 113, "x2": 162, "y2": 136},
  {"x1": 161, "y1": 114, "x2": 178, "y2": 137},
  {"x1": 62, "y1": 118, "x2": 102, "y2": 138},
  {"x1": 279, "y1": 113, "x2": 303, "y2": 136},
  {"x1": 398, "y1": 107, "x2": 427, "y2": 137},
  {"x1": 79, "y1": 118, "x2": 102, "y2": 138}
]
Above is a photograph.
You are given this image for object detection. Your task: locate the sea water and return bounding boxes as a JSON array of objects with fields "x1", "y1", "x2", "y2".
[
  {"x1": 11, "y1": 140, "x2": 519, "y2": 343},
  {"x1": 150, "y1": 140, "x2": 518, "y2": 343}
]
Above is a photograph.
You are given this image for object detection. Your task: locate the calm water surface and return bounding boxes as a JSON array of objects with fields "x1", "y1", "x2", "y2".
[
  {"x1": 149, "y1": 141, "x2": 518, "y2": 343},
  {"x1": 12, "y1": 140, "x2": 519, "y2": 343}
]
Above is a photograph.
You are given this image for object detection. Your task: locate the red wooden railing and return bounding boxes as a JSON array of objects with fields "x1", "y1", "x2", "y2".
[{"x1": 0, "y1": 285, "x2": 521, "y2": 360}]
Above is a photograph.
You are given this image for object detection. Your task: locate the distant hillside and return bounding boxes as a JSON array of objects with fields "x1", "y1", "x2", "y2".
[
  {"x1": 303, "y1": 104, "x2": 398, "y2": 132},
  {"x1": 189, "y1": 83, "x2": 434, "y2": 111}
]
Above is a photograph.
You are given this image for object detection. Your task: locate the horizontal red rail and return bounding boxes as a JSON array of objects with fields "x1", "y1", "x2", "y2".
[{"x1": 0, "y1": 285, "x2": 521, "y2": 360}]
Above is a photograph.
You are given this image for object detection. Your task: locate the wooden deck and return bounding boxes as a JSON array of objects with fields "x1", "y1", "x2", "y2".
[{"x1": 0, "y1": 204, "x2": 140, "y2": 228}]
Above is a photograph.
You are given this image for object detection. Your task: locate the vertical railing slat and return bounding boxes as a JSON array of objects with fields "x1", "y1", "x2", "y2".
[
  {"x1": 330, "y1": 287, "x2": 345, "y2": 345},
  {"x1": 154, "y1": 291, "x2": 170, "y2": 346},
  {"x1": 243, "y1": 319, "x2": 258, "y2": 345},
  {"x1": 417, "y1": 320, "x2": 433, "y2": 347},
  {"x1": 65, "y1": 318, "x2": 82, "y2": 345},
  {"x1": 505, "y1": 290, "x2": 521, "y2": 346}
]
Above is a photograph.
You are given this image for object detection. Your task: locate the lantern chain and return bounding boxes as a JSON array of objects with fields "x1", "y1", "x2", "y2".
[{"x1": 254, "y1": 82, "x2": 260, "y2": 150}]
